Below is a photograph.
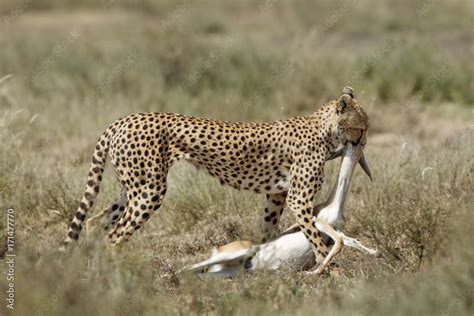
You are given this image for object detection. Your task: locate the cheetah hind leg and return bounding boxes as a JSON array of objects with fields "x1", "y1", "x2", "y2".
[
  {"x1": 109, "y1": 180, "x2": 167, "y2": 247},
  {"x1": 86, "y1": 192, "x2": 127, "y2": 270}
]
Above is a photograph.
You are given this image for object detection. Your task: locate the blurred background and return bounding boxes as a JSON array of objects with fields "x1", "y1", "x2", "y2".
[{"x1": 0, "y1": 0, "x2": 473, "y2": 315}]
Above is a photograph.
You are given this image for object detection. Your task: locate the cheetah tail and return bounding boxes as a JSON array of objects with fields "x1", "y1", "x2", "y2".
[{"x1": 61, "y1": 131, "x2": 111, "y2": 249}]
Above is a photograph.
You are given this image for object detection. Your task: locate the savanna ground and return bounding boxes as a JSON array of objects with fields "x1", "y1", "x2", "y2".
[{"x1": 0, "y1": 0, "x2": 473, "y2": 315}]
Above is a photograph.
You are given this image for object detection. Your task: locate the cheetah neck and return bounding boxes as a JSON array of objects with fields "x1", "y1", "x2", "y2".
[{"x1": 308, "y1": 101, "x2": 340, "y2": 157}]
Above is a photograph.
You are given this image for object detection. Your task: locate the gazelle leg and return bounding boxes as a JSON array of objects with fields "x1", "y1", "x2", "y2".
[
  {"x1": 311, "y1": 217, "x2": 343, "y2": 274},
  {"x1": 282, "y1": 222, "x2": 378, "y2": 255},
  {"x1": 280, "y1": 223, "x2": 300, "y2": 236},
  {"x1": 336, "y1": 230, "x2": 379, "y2": 255},
  {"x1": 310, "y1": 217, "x2": 379, "y2": 275}
]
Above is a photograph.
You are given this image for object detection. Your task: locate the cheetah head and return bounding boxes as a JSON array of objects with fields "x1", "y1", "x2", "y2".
[
  {"x1": 334, "y1": 86, "x2": 369, "y2": 146},
  {"x1": 330, "y1": 86, "x2": 372, "y2": 180}
]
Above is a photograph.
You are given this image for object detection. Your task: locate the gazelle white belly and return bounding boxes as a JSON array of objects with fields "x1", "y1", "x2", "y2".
[{"x1": 250, "y1": 232, "x2": 314, "y2": 271}]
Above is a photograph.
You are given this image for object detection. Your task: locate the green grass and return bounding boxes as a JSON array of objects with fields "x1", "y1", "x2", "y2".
[{"x1": 0, "y1": 0, "x2": 473, "y2": 315}]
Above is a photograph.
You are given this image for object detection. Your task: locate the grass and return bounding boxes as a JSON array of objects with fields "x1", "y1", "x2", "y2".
[{"x1": 0, "y1": 0, "x2": 473, "y2": 315}]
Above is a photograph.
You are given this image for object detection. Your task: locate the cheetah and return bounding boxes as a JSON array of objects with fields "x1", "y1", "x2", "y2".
[{"x1": 63, "y1": 86, "x2": 369, "y2": 274}]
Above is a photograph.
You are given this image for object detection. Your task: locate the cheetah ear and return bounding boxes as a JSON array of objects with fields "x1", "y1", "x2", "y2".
[
  {"x1": 337, "y1": 94, "x2": 351, "y2": 113},
  {"x1": 337, "y1": 86, "x2": 354, "y2": 113}
]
